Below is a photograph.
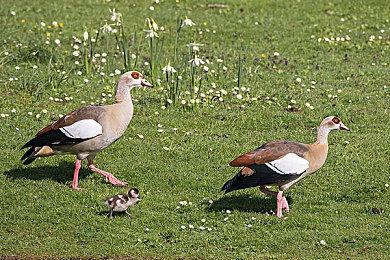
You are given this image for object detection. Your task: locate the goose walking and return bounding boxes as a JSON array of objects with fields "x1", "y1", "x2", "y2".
[
  {"x1": 221, "y1": 116, "x2": 349, "y2": 217},
  {"x1": 21, "y1": 71, "x2": 153, "y2": 190}
]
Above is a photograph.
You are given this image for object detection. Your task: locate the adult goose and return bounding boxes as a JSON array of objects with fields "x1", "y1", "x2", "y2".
[
  {"x1": 221, "y1": 116, "x2": 349, "y2": 217},
  {"x1": 21, "y1": 71, "x2": 153, "y2": 190}
]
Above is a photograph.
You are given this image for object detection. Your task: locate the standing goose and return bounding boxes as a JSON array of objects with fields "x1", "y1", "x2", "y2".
[
  {"x1": 221, "y1": 116, "x2": 349, "y2": 217},
  {"x1": 21, "y1": 71, "x2": 153, "y2": 190}
]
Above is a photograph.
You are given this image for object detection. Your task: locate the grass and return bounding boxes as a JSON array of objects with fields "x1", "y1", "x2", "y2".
[{"x1": 1, "y1": 0, "x2": 389, "y2": 259}]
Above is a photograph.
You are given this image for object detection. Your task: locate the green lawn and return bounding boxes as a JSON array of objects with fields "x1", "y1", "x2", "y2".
[{"x1": 1, "y1": 0, "x2": 389, "y2": 259}]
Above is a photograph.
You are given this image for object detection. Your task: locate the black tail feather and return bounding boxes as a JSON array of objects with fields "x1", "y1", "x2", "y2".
[
  {"x1": 222, "y1": 164, "x2": 300, "y2": 193},
  {"x1": 21, "y1": 130, "x2": 67, "y2": 149},
  {"x1": 21, "y1": 147, "x2": 37, "y2": 165}
]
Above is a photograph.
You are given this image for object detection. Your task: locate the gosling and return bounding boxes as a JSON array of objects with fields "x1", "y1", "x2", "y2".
[{"x1": 104, "y1": 188, "x2": 140, "y2": 219}]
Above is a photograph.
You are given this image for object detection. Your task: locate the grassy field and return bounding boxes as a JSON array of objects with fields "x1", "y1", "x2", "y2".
[{"x1": 1, "y1": 0, "x2": 389, "y2": 259}]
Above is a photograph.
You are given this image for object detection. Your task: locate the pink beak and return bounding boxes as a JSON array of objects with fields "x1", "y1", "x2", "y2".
[
  {"x1": 340, "y1": 123, "x2": 350, "y2": 131},
  {"x1": 141, "y1": 79, "x2": 153, "y2": 88}
]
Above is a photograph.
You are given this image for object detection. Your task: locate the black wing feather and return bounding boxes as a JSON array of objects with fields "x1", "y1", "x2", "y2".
[{"x1": 222, "y1": 164, "x2": 301, "y2": 193}]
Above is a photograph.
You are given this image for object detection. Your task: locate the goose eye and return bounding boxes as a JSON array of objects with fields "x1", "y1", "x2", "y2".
[
  {"x1": 131, "y1": 71, "x2": 139, "y2": 79},
  {"x1": 332, "y1": 117, "x2": 340, "y2": 124}
]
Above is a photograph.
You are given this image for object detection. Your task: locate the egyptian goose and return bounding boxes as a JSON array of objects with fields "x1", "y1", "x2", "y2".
[
  {"x1": 104, "y1": 188, "x2": 141, "y2": 218},
  {"x1": 21, "y1": 71, "x2": 153, "y2": 190},
  {"x1": 221, "y1": 116, "x2": 349, "y2": 218}
]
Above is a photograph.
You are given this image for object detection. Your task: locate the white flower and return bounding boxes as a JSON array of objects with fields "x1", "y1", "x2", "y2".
[
  {"x1": 144, "y1": 29, "x2": 159, "y2": 38},
  {"x1": 223, "y1": 217, "x2": 229, "y2": 222},
  {"x1": 199, "y1": 226, "x2": 205, "y2": 230},
  {"x1": 201, "y1": 218, "x2": 206, "y2": 223},
  {"x1": 146, "y1": 18, "x2": 158, "y2": 31},
  {"x1": 11, "y1": 11, "x2": 16, "y2": 16},
  {"x1": 100, "y1": 22, "x2": 113, "y2": 34},
  {"x1": 83, "y1": 31, "x2": 89, "y2": 41},
  {"x1": 109, "y1": 8, "x2": 122, "y2": 24},
  {"x1": 162, "y1": 64, "x2": 177, "y2": 73},
  {"x1": 189, "y1": 55, "x2": 205, "y2": 67},
  {"x1": 226, "y1": 210, "x2": 231, "y2": 214},
  {"x1": 274, "y1": 52, "x2": 280, "y2": 56},
  {"x1": 54, "y1": 39, "x2": 61, "y2": 45},
  {"x1": 181, "y1": 225, "x2": 186, "y2": 229},
  {"x1": 181, "y1": 17, "x2": 195, "y2": 28},
  {"x1": 186, "y1": 42, "x2": 204, "y2": 51},
  {"x1": 188, "y1": 224, "x2": 194, "y2": 229},
  {"x1": 319, "y1": 240, "x2": 326, "y2": 245},
  {"x1": 236, "y1": 94, "x2": 243, "y2": 100},
  {"x1": 137, "y1": 134, "x2": 144, "y2": 139},
  {"x1": 296, "y1": 77, "x2": 302, "y2": 83}
]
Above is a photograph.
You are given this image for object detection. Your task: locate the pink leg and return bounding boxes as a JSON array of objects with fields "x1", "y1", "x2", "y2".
[
  {"x1": 70, "y1": 159, "x2": 82, "y2": 190},
  {"x1": 87, "y1": 159, "x2": 128, "y2": 186},
  {"x1": 260, "y1": 186, "x2": 289, "y2": 218}
]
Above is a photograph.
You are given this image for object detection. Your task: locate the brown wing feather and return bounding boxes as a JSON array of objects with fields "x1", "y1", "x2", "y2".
[
  {"x1": 229, "y1": 151, "x2": 256, "y2": 167},
  {"x1": 230, "y1": 140, "x2": 309, "y2": 167},
  {"x1": 36, "y1": 106, "x2": 106, "y2": 136}
]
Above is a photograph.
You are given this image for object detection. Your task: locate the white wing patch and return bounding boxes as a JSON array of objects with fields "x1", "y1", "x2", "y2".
[
  {"x1": 266, "y1": 153, "x2": 309, "y2": 175},
  {"x1": 59, "y1": 119, "x2": 102, "y2": 139}
]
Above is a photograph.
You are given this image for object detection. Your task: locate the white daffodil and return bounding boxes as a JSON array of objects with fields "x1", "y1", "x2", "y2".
[
  {"x1": 162, "y1": 63, "x2": 177, "y2": 73},
  {"x1": 189, "y1": 55, "x2": 205, "y2": 67},
  {"x1": 144, "y1": 29, "x2": 159, "y2": 38},
  {"x1": 83, "y1": 31, "x2": 89, "y2": 41},
  {"x1": 181, "y1": 17, "x2": 195, "y2": 28},
  {"x1": 100, "y1": 22, "x2": 113, "y2": 34},
  {"x1": 109, "y1": 8, "x2": 122, "y2": 24},
  {"x1": 146, "y1": 18, "x2": 158, "y2": 32}
]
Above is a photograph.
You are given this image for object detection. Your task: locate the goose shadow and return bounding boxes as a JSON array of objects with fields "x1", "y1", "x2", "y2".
[
  {"x1": 207, "y1": 193, "x2": 294, "y2": 214},
  {"x1": 3, "y1": 162, "x2": 92, "y2": 186}
]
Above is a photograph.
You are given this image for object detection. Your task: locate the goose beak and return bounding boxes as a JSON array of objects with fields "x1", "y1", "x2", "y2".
[
  {"x1": 340, "y1": 123, "x2": 350, "y2": 131},
  {"x1": 141, "y1": 79, "x2": 153, "y2": 88}
]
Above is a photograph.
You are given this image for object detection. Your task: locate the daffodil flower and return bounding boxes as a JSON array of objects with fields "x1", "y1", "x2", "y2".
[
  {"x1": 100, "y1": 22, "x2": 113, "y2": 34},
  {"x1": 162, "y1": 63, "x2": 177, "y2": 73},
  {"x1": 109, "y1": 8, "x2": 122, "y2": 24},
  {"x1": 186, "y1": 42, "x2": 204, "y2": 52},
  {"x1": 144, "y1": 29, "x2": 159, "y2": 38},
  {"x1": 83, "y1": 31, "x2": 89, "y2": 41},
  {"x1": 189, "y1": 55, "x2": 205, "y2": 67},
  {"x1": 181, "y1": 17, "x2": 195, "y2": 28},
  {"x1": 145, "y1": 17, "x2": 158, "y2": 31}
]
